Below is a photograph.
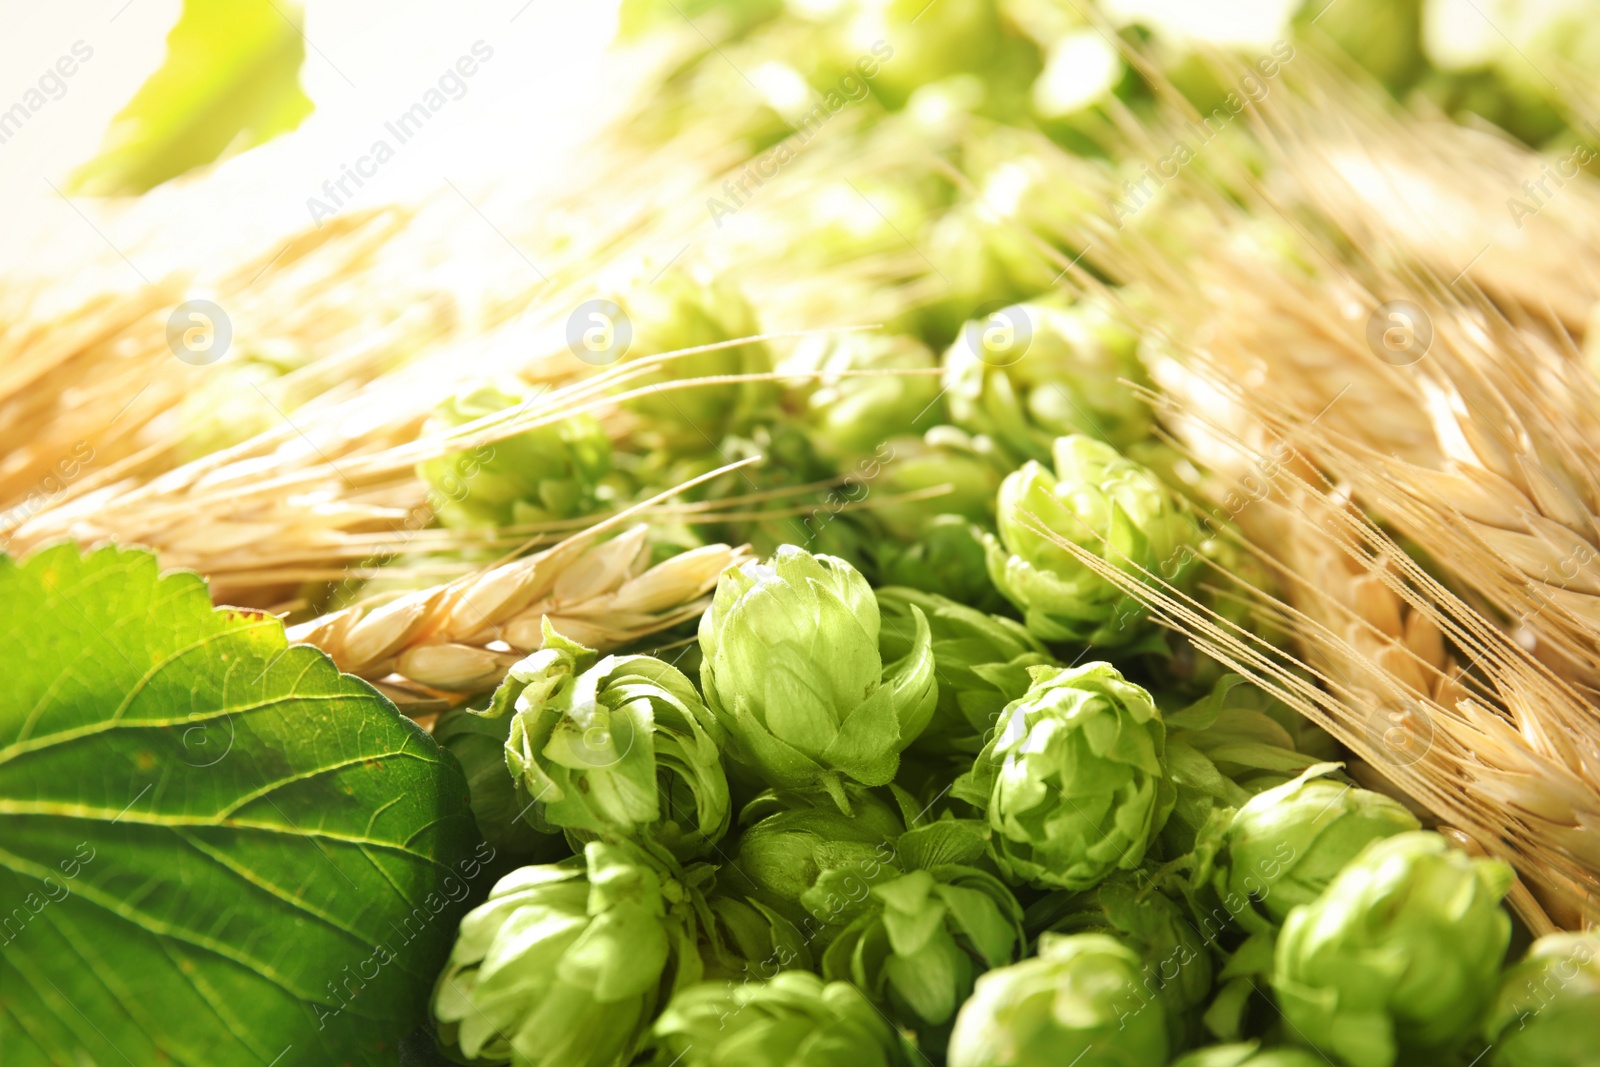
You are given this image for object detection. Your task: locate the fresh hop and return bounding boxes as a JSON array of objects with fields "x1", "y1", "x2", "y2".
[
  {"x1": 418, "y1": 380, "x2": 612, "y2": 530},
  {"x1": 821, "y1": 865, "x2": 1024, "y2": 1040},
  {"x1": 876, "y1": 586, "x2": 1055, "y2": 759},
  {"x1": 1171, "y1": 1044, "x2": 1328, "y2": 1066},
  {"x1": 947, "y1": 932, "x2": 1170, "y2": 1067},
  {"x1": 732, "y1": 785, "x2": 905, "y2": 929},
  {"x1": 1206, "y1": 764, "x2": 1419, "y2": 931},
  {"x1": 607, "y1": 266, "x2": 777, "y2": 451},
  {"x1": 646, "y1": 970, "x2": 914, "y2": 1067},
  {"x1": 985, "y1": 434, "x2": 1202, "y2": 645},
  {"x1": 698, "y1": 547, "x2": 936, "y2": 812},
  {"x1": 1273, "y1": 832, "x2": 1514, "y2": 1067},
  {"x1": 432, "y1": 841, "x2": 699, "y2": 1067},
  {"x1": 954, "y1": 662, "x2": 1174, "y2": 890},
  {"x1": 784, "y1": 331, "x2": 943, "y2": 465},
  {"x1": 944, "y1": 299, "x2": 1152, "y2": 465},
  {"x1": 1030, "y1": 872, "x2": 1213, "y2": 1048},
  {"x1": 1484, "y1": 931, "x2": 1600, "y2": 1067},
  {"x1": 502, "y1": 627, "x2": 731, "y2": 862}
]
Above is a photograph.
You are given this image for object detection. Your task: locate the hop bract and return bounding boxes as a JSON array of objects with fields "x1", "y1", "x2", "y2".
[
  {"x1": 785, "y1": 332, "x2": 943, "y2": 465},
  {"x1": 1211, "y1": 765, "x2": 1418, "y2": 931},
  {"x1": 608, "y1": 266, "x2": 777, "y2": 451},
  {"x1": 503, "y1": 628, "x2": 731, "y2": 862},
  {"x1": 732, "y1": 785, "x2": 904, "y2": 929},
  {"x1": 866, "y1": 428, "x2": 1008, "y2": 542},
  {"x1": 822, "y1": 865, "x2": 1024, "y2": 1039},
  {"x1": 697, "y1": 888, "x2": 813, "y2": 981},
  {"x1": 1030, "y1": 872, "x2": 1213, "y2": 1048},
  {"x1": 947, "y1": 932, "x2": 1169, "y2": 1067},
  {"x1": 874, "y1": 514, "x2": 1008, "y2": 613},
  {"x1": 1170, "y1": 1044, "x2": 1328, "y2": 1067},
  {"x1": 1484, "y1": 931, "x2": 1600, "y2": 1067},
  {"x1": 648, "y1": 971, "x2": 914, "y2": 1067},
  {"x1": 432, "y1": 841, "x2": 696, "y2": 1067},
  {"x1": 877, "y1": 586, "x2": 1055, "y2": 759},
  {"x1": 985, "y1": 435, "x2": 1202, "y2": 645},
  {"x1": 944, "y1": 300, "x2": 1151, "y2": 465},
  {"x1": 418, "y1": 381, "x2": 612, "y2": 530},
  {"x1": 698, "y1": 547, "x2": 936, "y2": 812},
  {"x1": 954, "y1": 662, "x2": 1174, "y2": 890},
  {"x1": 1273, "y1": 831, "x2": 1513, "y2": 1067}
]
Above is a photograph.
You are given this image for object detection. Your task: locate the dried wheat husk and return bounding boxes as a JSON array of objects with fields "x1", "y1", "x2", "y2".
[{"x1": 286, "y1": 521, "x2": 742, "y2": 712}]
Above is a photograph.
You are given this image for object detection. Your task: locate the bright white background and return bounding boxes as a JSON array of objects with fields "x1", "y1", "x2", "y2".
[{"x1": 0, "y1": 0, "x2": 621, "y2": 270}]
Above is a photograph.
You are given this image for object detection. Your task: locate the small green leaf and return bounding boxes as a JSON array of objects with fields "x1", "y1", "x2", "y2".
[
  {"x1": 0, "y1": 545, "x2": 479, "y2": 1065},
  {"x1": 69, "y1": 0, "x2": 314, "y2": 195}
]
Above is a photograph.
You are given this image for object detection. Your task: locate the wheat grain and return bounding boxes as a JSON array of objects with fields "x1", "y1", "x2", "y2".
[{"x1": 287, "y1": 523, "x2": 742, "y2": 706}]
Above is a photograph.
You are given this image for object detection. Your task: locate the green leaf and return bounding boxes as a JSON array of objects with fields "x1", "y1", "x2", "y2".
[
  {"x1": 68, "y1": 0, "x2": 314, "y2": 195},
  {"x1": 0, "y1": 545, "x2": 480, "y2": 1065}
]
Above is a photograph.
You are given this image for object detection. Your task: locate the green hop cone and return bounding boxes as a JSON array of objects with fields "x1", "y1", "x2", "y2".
[
  {"x1": 876, "y1": 586, "x2": 1056, "y2": 759},
  {"x1": 986, "y1": 435, "x2": 1203, "y2": 646},
  {"x1": 1171, "y1": 1043, "x2": 1327, "y2": 1067},
  {"x1": 648, "y1": 971, "x2": 915, "y2": 1067},
  {"x1": 1273, "y1": 831, "x2": 1514, "y2": 1067},
  {"x1": 947, "y1": 932, "x2": 1170, "y2": 1067},
  {"x1": 784, "y1": 332, "x2": 943, "y2": 466},
  {"x1": 1158, "y1": 675, "x2": 1333, "y2": 860},
  {"x1": 944, "y1": 300, "x2": 1152, "y2": 465},
  {"x1": 432, "y1": 840, "x2": 700, "y2": 1067},
  {"x1": 821, "y1": 864, "x2": 1024, "y2": 1040},
  {"x1": 953, "y1": 662, "x2": 1174, "y2": 890},
  {"x1": 698, "y1": 547, "x2": 937, "y2": 812},
  {"x1": 1027, "y1": 873, "x2": 1213, "y2": 1048},
  {"x1": 607, "y1": 266, "x2": 777, "y2": 452},
  {"x1": 874, "y1": 514, "x2": 1010, "y2": 614},
  {"x1": 504, "y1": 625, "x2": 731, "y2": 862},
  {"x1": 866, "y1": 428, "x2": 1009, "y2": 541},
  {"x1": 1485, "y1": 931, "x2": 1600, "y2": 1067},
  {"x1": 732, "y1": 785, "x2": 905, "y2": 931},
  {"x1": 832, "y1": 0, "x2": 1004, "y2": 109},
  {"x1": 433, "y1": 678, "x2": 569, "y2": 866},
  {"x1": 418, "y1": 381, "x2": 613, "y2": 530},
  {"x1": 697, "y1": 888, "x2": 813, "y2": 981},
  {"x1": 1208, "y1": 764, "x2": 1419, "y2": 933}
]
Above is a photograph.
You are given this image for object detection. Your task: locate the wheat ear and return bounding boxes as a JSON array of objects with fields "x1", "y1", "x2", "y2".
[{"x1": 287, "y1": 523, "x2": 742, "y2": 706}]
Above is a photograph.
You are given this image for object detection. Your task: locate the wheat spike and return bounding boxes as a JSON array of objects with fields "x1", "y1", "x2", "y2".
[{"x1": 287, "y1": 523, "x2": 742, "y2": 707}]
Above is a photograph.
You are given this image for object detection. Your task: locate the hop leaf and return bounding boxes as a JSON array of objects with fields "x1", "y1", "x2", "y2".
[
  {"x1": 699, "y1": 547, "x2": 936, "y2": 812},
  {"x1": 1273, "y1": 832, "x2": 1513, "y2": 1067},
  {"x1": 947, "y1": 932, "x2": 1170, "y2": 1067},
  {"x1": 986, "y1": 435, "x2": 1203, "y2": 646},
  {"x1": 953, "y1": 661, "x2": 1174, "y2": 890}
]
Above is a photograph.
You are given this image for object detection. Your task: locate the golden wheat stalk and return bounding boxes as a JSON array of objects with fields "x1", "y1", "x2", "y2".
[{"x1": 7, "y1": 331, "x2": 899, "y2": 605}]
